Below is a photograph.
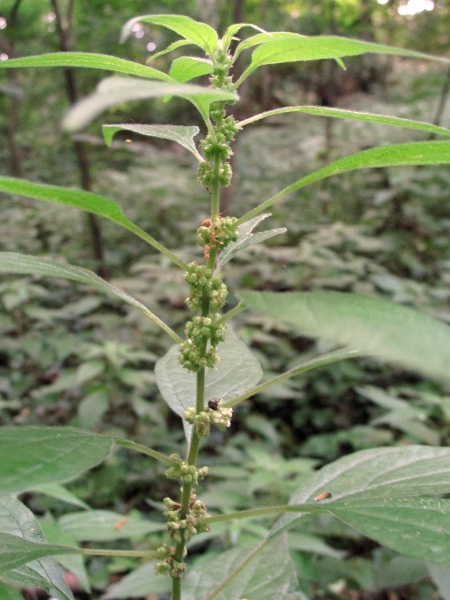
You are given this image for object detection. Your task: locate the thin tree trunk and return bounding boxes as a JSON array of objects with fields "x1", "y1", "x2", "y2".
[{"x1": 50, "y1": 0, "x2": 108, "y2": 278}]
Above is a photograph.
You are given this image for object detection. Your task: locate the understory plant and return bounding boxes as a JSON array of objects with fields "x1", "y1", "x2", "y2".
[{"x1": 2, "y1": 13, "x2": 450, "y2": 600}]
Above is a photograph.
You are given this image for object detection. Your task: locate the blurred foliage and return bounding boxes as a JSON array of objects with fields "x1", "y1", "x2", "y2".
[{"x1": 1, "y1": 1, "x2": 450, "y2": 598}]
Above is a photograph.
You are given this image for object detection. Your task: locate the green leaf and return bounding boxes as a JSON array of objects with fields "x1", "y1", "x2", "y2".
[
  {"x1": 169, "y1": 56, "x2": 214, "y2": 83},
  {"x1": 217, "y1": 213, "x2": 286, "y2": 268},
  {"x1": 238, "y1": 106, "x2": 450, "y2": 138},
  {"x1": 0, "y1": 496, "x2": 74, "y2": 600},
  {"x1": 222, "y1": 23, "x2": 268, "y2": 54},
  {"x1": 155, "y1": 338, "x2": 262, "y2": 437},
  {"x1": 329, "y1": 497, "x2": 450, "y2": 568},
  {"x1": 103, "y1": 562, "x2": 171, "y2": 599},
  {"x1": 0, "y1": 177, "x2": 187, "y2": 271},
  {"x1": 0, "y1": 253, "x2": 179, "y2": 341},
  {"x1": 121, "y1": 14, "x2": 218, "y2": 56},
  {"x1": 0, "y1": 583, "x2": 23, "y2": 600},
  {"x1": 233, "y1": 32, "x2": 298, "y2": 64},
  {"x1": 0, "y1": 52, "x2": 172, "y2": 81},
  {"x1": 271, "y1": 445, "x2": 450, "y2": 536},
  {"x1": 62, "y1": 76, "x2": 237, "y2": 132},
  {"x1": 183, "y1": 535, "x2": 298, "y2": 600},
  {"x1": 103, "y1": 123, "x2": 202, "y2": 160},
  {"x1": 146, "y1": 40, "x2": 192, "y2": 63},
  {"x1": 0, "y1": 533, "x2": 76, "y2": 576},
  {"x1": 0, "y1": 427, "x2": 112, "y2": 494},
  {"x1": 428, "y1": 565, "x2": 450, "y2": 600},
  {"x1": 238, "y1": 141, "x2": 450, "y2": 223},
  {"x1": 238, "y1": 34, "x2": 450, "y2": 83},
  {"x1": 31, "y1": 483, "x2": 90, "y2": 509},
  {"x1": 57, "y1": 510, "x2": 165, "y2": 542},
  {"x1": 240, "y1": 290, "x2": 450, "y2": 382}
]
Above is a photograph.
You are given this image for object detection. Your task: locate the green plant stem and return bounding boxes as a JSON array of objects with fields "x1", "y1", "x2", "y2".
[
  {"x1": 215, "y1": 301, "x2": 246, "y2": 325},
  {"x1": 114, "y1": 439, "x2": 178, "y2": 466},
  {"x1": 80, "y1": 548, "x2": 159, "y2": 558},
  {"x1": 202, "y1": 503, "x2": 322, "y2": 525},
  {"x1": 224, "y1": 347, "x2": 361, "y2": 408}
]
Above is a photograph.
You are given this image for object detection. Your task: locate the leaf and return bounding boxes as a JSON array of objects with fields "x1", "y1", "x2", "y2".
[
  {"x1": 57, "y1": 510, "x2": 165, "y2": 542},
  {"x1": 0, "y1": 253, "x2": 177, "y2": 339},
  {"x1": 0, "y1": 176, "x2": 187, "y2": 269},
  {"x1": 182, "y1": 535, "x2": 298, "y2": 600},
  {"x1": 239, "y1": 34, "x2": 450, "y2": 81},
  {"x1": 62, "y1": 76, "x2": 237, "y2": 132},
  {"x1": 31, "y1": 483, "x2": 89, "y2": 509},
  {"x1": 169, "y1": 56, "x2": 214, "y2": 83},
  {"x1": 239, "y1": 290, "x2": 450, "y2": 382},
  {"x1": 0, "y1": 52, "x2": 172, "y2": 81},
  {"x1": 270, "y1": 445, "x2": 450, "y2": 536},
  {"x1": 217, "y1": 213, "x2": 286, "y2": 268},
  {"x1": 103, "y1": 123, "x2": 202, "y2": 160},
  {"x1": 146, "y1": 40, "x2": 192, "y2": 63},
  {"x1": 0, "y1": 426, "x2": 112, "y2": 494},
  {"x1": 239, "y1": 141, "x2": 450, "y2": 222},
  {"x1": 428, "y1": 564, "x2": 450, "y2": 600},
  {"x1": 155, "y1": 338, "x2": 262, "y2": 438},
  {"x1": 0, "y1": 533, "x2": 76, "y2": 576},
  {"x1": 121, "y1": 14, "x2": 218, "y2": 56},
  {"x1": 103, "y1": 562, "x2": 171, "y2": 599},
  {"x1": 0, "y1": 496, "x2": 74, "y2": 600},
  {"x1": 0, "y1": 583, "x2": 23, "y2": 600},
  {"x1": 329, "y1": 497, "x2": 450, "y2": 568},
  {"x1": 222, "y1": 23, "x2": 269, "y2": 53},
  {"x1": 238, "y1": 105, "x2": 450, "y2": 138}
]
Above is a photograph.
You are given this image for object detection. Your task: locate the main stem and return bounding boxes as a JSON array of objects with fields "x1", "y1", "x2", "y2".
[{"x1": 171, "y1": 133, "x2": 223, "y2": 600}]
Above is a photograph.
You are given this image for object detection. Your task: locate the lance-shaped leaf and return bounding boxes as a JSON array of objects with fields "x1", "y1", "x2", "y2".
[
  {"x1": 238, "y1": 106, "x2": 450, "y2": 138},
  {"x1": 270, "y1": 445, "x2": 450, "y2": 537},
  {"x1": 0, "y1": 176, "x2": 186, "y2": 270},
  {"x1": 0, "y1": 252, "x2": 179, "y2": 341},
  {"x1": 155, "y1": 339, "x2": 262, "y2": 438},
  {"x1": 222, "y1": 23, "x2": 269, "y2": 54},
  {"x1": 182, "y1": 535, "x2": 298, "y2": 600},
  {"x1": 169, "y1": 56, "x2": 214, "y2": 83},
  {"x1": 238, "y1": 34, "x2": 450, "y2": 83},
  {"x1": 217, "y1": 213, "x2": 286, "y2": 268},
  {"x1": 0, "y1": 496, "x2": 74, "y2": 600},
  {"x1": 147, "y1": 40, "x2": 192, "y2": 63},
  {"x1": 103, "y1": 123, "x2": 202, "y2": 161},
  {"x1": 57, "y1": 510, "x2": 165, "y2": 542},
  {"x1": 62, "y1": 76, "x2": 237, "y2": 132},
  {"x1": 238, "y1": 141, "x2": 450, "y2": 224},
  {"x1": 121, "y1": 14, "x2": 218, "y2": 56},
  {"x1": 0, "y1": 427, "x2": 112, "y2": 494},
  {"x1": 0, "y1": 52, "x2": 172, "y2": 81},
  {"x1": 0, "y1": 533, "x2": 76, "y2": 577},
  {"x1": 240, "y1": 290, "x2": 450, "y2": 382}
]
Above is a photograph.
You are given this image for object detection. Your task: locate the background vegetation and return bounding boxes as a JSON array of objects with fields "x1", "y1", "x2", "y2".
[{"x1": 1, "y1": 0, "x2": 450, "y2": 598}]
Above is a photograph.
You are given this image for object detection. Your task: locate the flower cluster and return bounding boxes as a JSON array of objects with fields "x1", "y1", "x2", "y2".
[
  {"x1": 184, "y1": 262, "x2": 227, "y2": 313},
  {"x1": 197, "y1": 215, "x2": 239, "y2": 258},
  {"x1": 154, "y1": 543, "x2": 185, "y2": 577},
  {"x1": 183, "y1": 399, "x2": 233, "y2": 437},
  {"x1": 165, "y1": 454, "x2": 208, "y2": 484},
  {"x1": 162, "y1": 494, "x2": 210, "y2": 547}
]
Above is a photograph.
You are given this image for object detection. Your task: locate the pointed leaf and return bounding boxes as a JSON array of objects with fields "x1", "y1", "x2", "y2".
[
  {"x1": 0, "y1": 177, "x2": 186, "y2": 270},
  {"x1": 62, "y1": 76, "x2": 237, "y2": 132},
  {"x1": 222, "y1": 23, "x2": 268, "y2": 53},
  {"x1": 240, "y1": 34, "x2": 450, "y2": 81},
  {"x1": 238, "y1": 106, "x2": 450, "y2": 138},
  {"x1": 239, "y1": 290, "x2": 450, "y2": 381},
  {"x1": 0, "y1": 52, "x2": 172, "y2": 81},
  {"x1": 217, "y1": 213, "x2": 286, "y2": 268},
  {"x1": 233, "y1": 32, "x2": 298, "y2": 63},
  {"x1": 31, "y1": 483, "x2": 89, "y2": 509},
  {"x1": 0, "y1": 253, "x2": 176, "y2": 339},
  {"x1": 121, "y1": 14, "x2": 218, "y2": 56},
  {"x1": 155, "y1": 339, "x2": 262, "y2": 438},
  {"x1": 169, "y1": 56, "x2": 213, "y2": 83},
  {"x1": 0, "y1": 427, "x2": 112, "y2": 494},
  {"x1": 146, "y1": 40, "x2": 192, "y2": 63},
  {"x1": 0, "y1": 496, "x2": 74, "y2": 600},
  {"x1": 103, "y1": 123, "x2": 202, "y2": 160},
  {"x1": 329, "y1": 497, "x2": 450, "y2": 568},
  {"x1": 58, "y1": 510, "x2": 165, "y2": 542},
  {"x1": 0, "y1": 533, "x2": 76, "y2": 576},
  {"x1": 239, "y1": 141, "x2": 450, "y2": 222},
  {"x1": 103, "y1": 562, "x2": 171, "y2": 599},
  {"x1": 270, "y1": 445, "x2": 450, "y2": 536},
  {"x1": 183, "y1": 535, "x2": 297, "y2": 600}
]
